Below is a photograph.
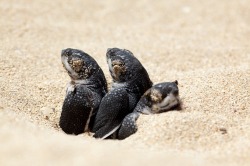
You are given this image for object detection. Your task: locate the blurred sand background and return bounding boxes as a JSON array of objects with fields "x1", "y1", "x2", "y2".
[{"x1": 0, "y1": 0, "x2": 250, "y2": 165}]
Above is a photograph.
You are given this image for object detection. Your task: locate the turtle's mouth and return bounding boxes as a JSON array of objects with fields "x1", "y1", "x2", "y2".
[
  {"x1": 138, "y1": 106, "x2": 152, "y2": 115},
  {"x1": 107, "y1": 58, "x2": 113, "y2": 74},
  {"x1": 61, "y1": 56, "x2": 79, "y2": 80},
  {"x1": 108, "y1": 59, "x2": 126, "y2": 81},
  {"x1": 151, "y1": 93, "x2": 180, "y2": 113}
]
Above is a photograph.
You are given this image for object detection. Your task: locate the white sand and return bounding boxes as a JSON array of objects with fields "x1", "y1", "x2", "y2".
[{"x1": 0, "y1": 0, "x2": 250, "y2": 165}]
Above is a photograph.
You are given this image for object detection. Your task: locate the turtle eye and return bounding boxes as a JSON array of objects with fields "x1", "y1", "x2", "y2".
[
  {"x1": 68, "y1": 59, "x2": 73, "y2": 65},
  {"x1": 172, "y1": 89, "x2": 179, "y2": 96},
  {"x1": 150, "y1": 90, "x2": 162, "y2": 103},
  {"x1": 111, "y1": 60, "x2": 124, "y2": 67},
  {"x1": 72, "y1": 59, "x2": 84, "y2": 72}
]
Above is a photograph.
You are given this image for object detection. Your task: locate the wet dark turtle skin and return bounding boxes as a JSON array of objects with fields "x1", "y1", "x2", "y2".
[
  {"x1": 118, "y1": 81, "x2": 180, "y2": 140},
  {"x1": 92, "y1": 48, "x2": 153, "y2": 139},
  {"x1": 59, "y1": 48, "x2": 107, "y2": 135}
]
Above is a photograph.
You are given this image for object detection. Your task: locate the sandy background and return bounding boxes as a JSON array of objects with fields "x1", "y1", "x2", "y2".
[{"x1": 0, "y1": 0, "x2": 250, "y2": 165}]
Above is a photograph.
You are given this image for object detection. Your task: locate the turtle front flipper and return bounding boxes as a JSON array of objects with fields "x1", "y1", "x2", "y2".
[
  {"x1": 59, "y1": 86, "x2": 94, "y2": 135},
  {"x1": 93, "y1": 88, "x2": 130, "y2": 139},
  {"x1": 117, "y1": 111, "x2": 140, "y2": 140}
]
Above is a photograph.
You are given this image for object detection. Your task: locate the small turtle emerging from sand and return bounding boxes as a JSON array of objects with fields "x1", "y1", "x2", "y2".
[
  {"x1": 118, "y1": 81, "x2": 180, "y2": 139},
  {"x1": 92, "y1": 48, "x2": 153, "y2": 139},
  {"x1": 59, "y1": 48, "x2": 107, "y2": 135}
]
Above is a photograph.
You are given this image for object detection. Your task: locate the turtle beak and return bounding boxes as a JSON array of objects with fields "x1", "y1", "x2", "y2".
[
  {"x1": 61, "y1": 48, "x2": 72, "y2": 57},
  {"x1": 172, "y1": 89, "x2": 179, "y2": 96},
  {"x1": 138, "y1": 107, "x2": 153, "y2": 115},
  {"x1": 61, "y1": 49, "x2": 66, "y2": 55}
]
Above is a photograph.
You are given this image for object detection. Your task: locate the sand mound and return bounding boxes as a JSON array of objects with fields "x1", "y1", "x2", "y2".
[{"x1": 0, "y1": 0, "x2": 249, "y2": 165}]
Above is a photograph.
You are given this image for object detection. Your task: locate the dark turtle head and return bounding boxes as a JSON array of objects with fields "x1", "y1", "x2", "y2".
[
  {"x1": 61, "y1": 48, "x2": 98, "y2": 81},
  {"x1": 106, "y1": 48, "x2": 144, "y2": 83},
  {"x1": 140, "y1": 81, "x2": 180, "y2": 114}
]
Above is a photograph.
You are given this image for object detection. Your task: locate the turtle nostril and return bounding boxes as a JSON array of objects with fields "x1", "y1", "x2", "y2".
[
  {"x1": 107, "y1": 48, "x2": 120, "y2": 56},
  {"x1": 62, "y1": 48, "x2": 71, "y2": 56},
  {"x1": 106, "y1": 48, "x2": 114, "y2": 58},
  {"x1": 61, "y1": 49, "x2": 66, "y2": 55},
  {"x1": 172, "y1": 89, "x2": 179, "y2": 96}
]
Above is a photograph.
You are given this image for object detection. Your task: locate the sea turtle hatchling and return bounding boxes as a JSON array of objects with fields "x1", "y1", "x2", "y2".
[
  {"x1": 92, "y1": 48, "x2": 153, "y2": 139},
  {"x1": 59, "y1": 48, "x2": 107, "y2": 135},
  {"x1": 118, "y1": 81, "x2": 180, "y2": 140}
]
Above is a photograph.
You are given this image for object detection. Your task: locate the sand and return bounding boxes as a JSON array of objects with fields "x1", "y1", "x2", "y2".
[{"x1": 0, "y1": 0, "x2": 250, "y2": 165}]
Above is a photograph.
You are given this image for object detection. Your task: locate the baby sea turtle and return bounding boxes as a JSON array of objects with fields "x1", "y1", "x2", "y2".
[
  {"x1": 118, "y1": 81, "x2": 180, "y2": 139},
  {"x1": 59, "y1": 48, "x2": 107, "y2": 135},
  {"x1": 92, "y1": 48, "x2": 153, "y2": 139}
]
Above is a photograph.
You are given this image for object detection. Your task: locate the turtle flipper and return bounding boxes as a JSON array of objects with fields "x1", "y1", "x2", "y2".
[
  {"x1": 117, "y1": 111, "x2": 140, "y2": 140},
  {"x1": 93, "y1": 122, "x2": 121, "y2": 139},
  {"x1": 93, "y1": 88, "x2": 130, "y2": 139},
  {"x1": 59, "y1": 86, "x2": 93, "y2": 135}
]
